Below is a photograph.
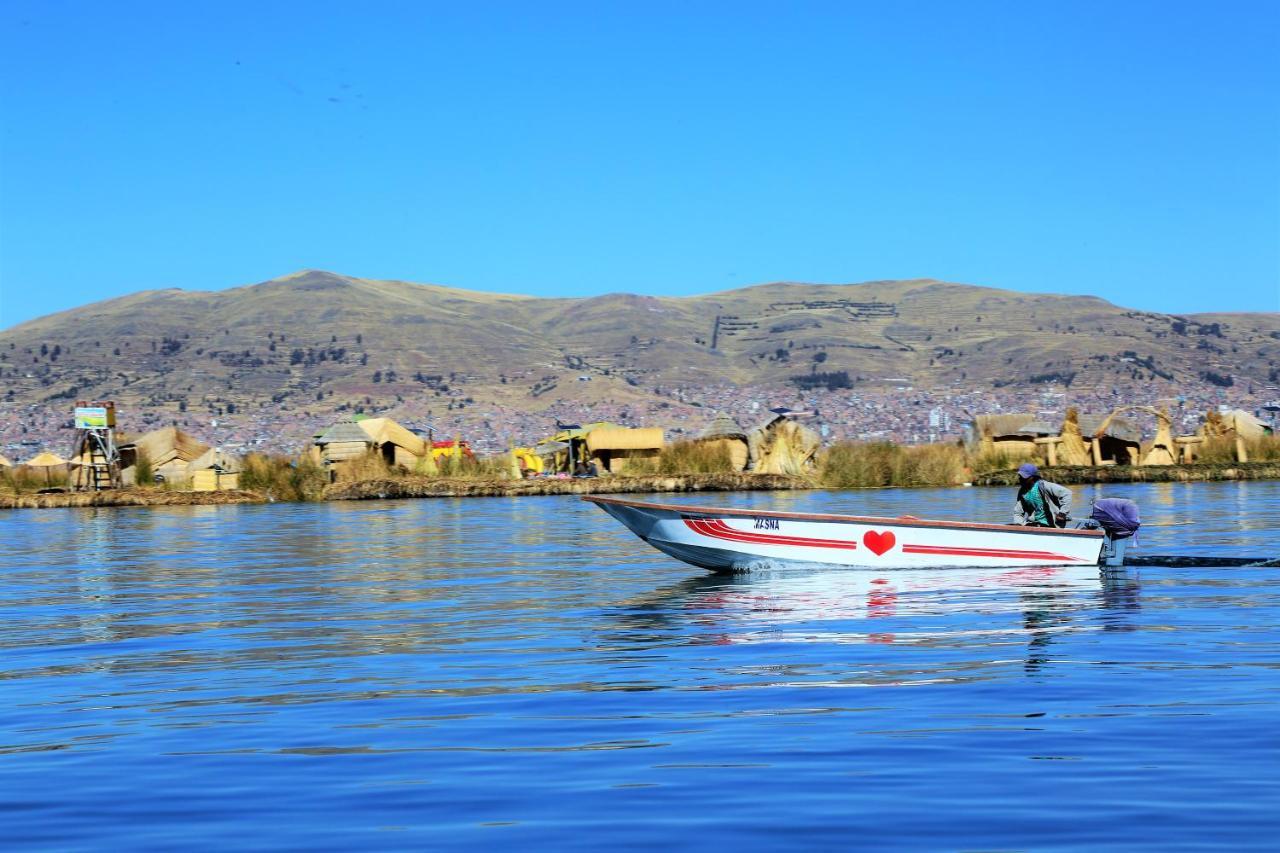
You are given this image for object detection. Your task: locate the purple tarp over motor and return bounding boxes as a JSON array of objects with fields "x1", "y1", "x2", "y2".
[{"x1": 1091, "y1": 498, "x2": 1141, "y2": 539}]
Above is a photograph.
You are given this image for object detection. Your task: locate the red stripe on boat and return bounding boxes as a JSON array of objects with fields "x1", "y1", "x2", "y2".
[
  {"x1": 683, "y1": 517, "x2": 859, "y2": 550},
  {"x1": 682, "y1": 517, "x2": 1086, "y2": 562},
  {"x1": 901, "y1": 544, "x2": 1086, "y2": 562}
]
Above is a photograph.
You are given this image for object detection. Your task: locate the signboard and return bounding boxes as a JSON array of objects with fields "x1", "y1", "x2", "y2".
[{"x1": 74, "y1": 407, "x2": 110, "y2": 430}]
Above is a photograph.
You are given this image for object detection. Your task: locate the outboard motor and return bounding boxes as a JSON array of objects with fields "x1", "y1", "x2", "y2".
[{"x1": 1087, "y1": 498, "x2": 1141, "y2": 567}]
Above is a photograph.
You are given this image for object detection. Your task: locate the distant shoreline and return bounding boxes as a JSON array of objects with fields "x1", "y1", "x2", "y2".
[{"x1": 5, "y1": 463, "x2": 1280, "y2": 510}]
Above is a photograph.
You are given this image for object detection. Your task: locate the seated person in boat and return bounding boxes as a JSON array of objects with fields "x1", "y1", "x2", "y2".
[{"x1": 1013, "y1": 463, "x2": 1072, "y2": 527}]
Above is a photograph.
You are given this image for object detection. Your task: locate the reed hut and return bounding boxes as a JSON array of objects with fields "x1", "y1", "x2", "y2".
[
  {"x1": 314, "y1": 421, "x2": 375, "y2": 468},
  {"x1": 540, "y1": 422, "x2": 618, "y2": 473},
  {"x1": 1188, "y1": 409, "x2": 1272, "y2": 462},
  {"x1": 187, "y1": 447, "x2": 243, "y2": 491},
  {"x1": 534, "y1": 440, "x2": 570, "y2": 472},
  {"x1": 1221, "y1": 409, "x2": 1271, "y2": 440},
  {"x1": 19, "y1": 451, "x2": 71, "y2": 489},
  {"x1": 356, "y1": 417, "x2": 428, "y2": 467},
  {"x1": 694, "y1": 414, "x2": 750, "y2": 471},
  {"x1": 0, "y1": 453, "x2": 11, "y2": 468},
  {"x1": 970, "y1": 413, "x2": 1040, "y2": 458},
  {"x1": 1079, "y1": 413, "x2": 1144, "y2": 465},
  {"x1": 1021, "y1": 409, "x2": 1143, "y2": 467},
  {"x1": 748, "y1": 415, "x2": 821, "y2": 475},
  {"x1": 585, "y1": 427, "x2": 664, "y2": 474},
  {"x1": 119, "y1": 426, "x2": 209, "y2": 486}
]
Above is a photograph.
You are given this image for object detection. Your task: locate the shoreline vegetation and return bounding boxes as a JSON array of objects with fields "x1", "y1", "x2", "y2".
[{"x1": 4, "y1": 435, "x2": 1279, "y2": 510}]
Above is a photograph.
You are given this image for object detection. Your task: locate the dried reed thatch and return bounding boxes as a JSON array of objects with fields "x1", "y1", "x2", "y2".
[
  {"x1": 120, "y1": 426, "x2": 209, "y2": 485},
  {"x1": 695, "y1": 414, "x2": 750, "y2": 471},
  {"x1": 585, "y1": 427, "x2": 664, "y2": 452},
  {"x1": 357, "y1": 417, "x2": 428, "y2": 465},
  {"x1": 748, "y1": 417, "x2": 821, "y2": 476}
]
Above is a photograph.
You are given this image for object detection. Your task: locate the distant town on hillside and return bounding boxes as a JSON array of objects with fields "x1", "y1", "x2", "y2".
[{"x1": 2, "y1": 270, "x2": 1277, "y2": 459}]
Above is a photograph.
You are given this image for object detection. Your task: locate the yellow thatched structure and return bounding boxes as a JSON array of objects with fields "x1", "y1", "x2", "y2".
[
  {"x1": 357, "y1": 417, "x2": 427, "y2": 467},
  {"x1": 585, "y1": 427, "x2": 664, "y2": 473},
  {"x1": 748, "y1": 416, "x2": 821, "y2": 475},
  {"x1": 0, "y1": 453, "x2": 11, "y2": 467},
  {"x1": 120, "y1": 426, "x2": 209, "y2": 486},
  {"x1": 1186, "y1": 409, "x2": 1273, "y2": 462},
  {"x1": 1082, "y1": 407, "x2": 1174, "y2": 465},
  {"x1": 187, "y1": 447, "x2": 243, "y2": 491},
  {"x1": 536, "y1": 422, "x2": 619, "y2": 473},
  {"x1": 1220, "y1": 409, "x2": 1270, "y2": 440},
  {"x1": 313, "y1": 421, "x2": 375, "y2": 465},
  {"x1": 972, "y1": 413, "x2": 1040, "y2": 457},
  {"x1": 976, "y1": 410, "x2": 1145, "y2": 467},
  {"x1": 1052, "y1": 409, "x2": 1092, "y2": 466},
  {"x1": 18, "y1": 451, "x2": 71, "y2": 488},
  {"x1": 510, "y1": 447, "x2": 544, "y2": 476},
  {"x1": 695, "y1": 414, "x2": 750, "y2": 471}
]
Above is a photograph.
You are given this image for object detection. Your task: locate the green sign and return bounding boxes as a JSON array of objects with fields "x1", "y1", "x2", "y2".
[{"x1": 74, "y1": 407, "x2": 109, "y2": 429}]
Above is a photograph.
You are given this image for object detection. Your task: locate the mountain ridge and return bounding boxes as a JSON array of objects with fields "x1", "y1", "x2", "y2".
[{"x1": 2, "y1": 270, "x2": 1277, "y2": 451}]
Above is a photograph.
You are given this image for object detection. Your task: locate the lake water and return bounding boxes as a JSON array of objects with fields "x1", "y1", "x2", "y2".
[{"x1": 2, "y1": 481, "x2": 1278, "y2": 850}]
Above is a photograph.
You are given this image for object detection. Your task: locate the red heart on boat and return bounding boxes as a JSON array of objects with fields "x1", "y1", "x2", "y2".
[{"x1": 863, "y1": 530, "x2": 896, "y2": 556}]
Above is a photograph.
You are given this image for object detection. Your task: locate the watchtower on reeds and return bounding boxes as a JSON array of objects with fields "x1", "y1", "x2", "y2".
[{"x1": 69, "y1": 401, "x2": 121, "y2": 491}]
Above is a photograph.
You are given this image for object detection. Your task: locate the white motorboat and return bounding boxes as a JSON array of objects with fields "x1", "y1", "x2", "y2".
[{"x1": 584, "y1": 495, "x2": 1107, "y2": 572}]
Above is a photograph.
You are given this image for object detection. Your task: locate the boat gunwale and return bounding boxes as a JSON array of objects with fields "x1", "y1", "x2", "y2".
[{"x1": 582, "y1": 495, "x2": 1105, "y2": 538}]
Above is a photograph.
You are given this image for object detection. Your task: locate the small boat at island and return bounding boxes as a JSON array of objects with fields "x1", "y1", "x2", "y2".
[{"x1": 584, "y1": 495, "x2": 1109, "y2": 572}]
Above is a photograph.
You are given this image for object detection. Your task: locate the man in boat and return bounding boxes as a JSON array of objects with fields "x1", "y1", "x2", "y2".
[{"x1": 1013, "y1": 463, "x2": 1072, "y2": 527}]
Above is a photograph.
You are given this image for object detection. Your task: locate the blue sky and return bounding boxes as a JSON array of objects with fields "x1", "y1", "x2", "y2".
[{"x1": 1, "y1": 1, "x2": 1276, "y2": 328}]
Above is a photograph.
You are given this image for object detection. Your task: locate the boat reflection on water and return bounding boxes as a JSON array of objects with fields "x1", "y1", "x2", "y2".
[{"x1": 611, "y1": 565, "x2": 1142, "y2": 676}]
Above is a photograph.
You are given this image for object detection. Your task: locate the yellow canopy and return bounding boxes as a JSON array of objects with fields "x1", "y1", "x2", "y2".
[{"x1": 23, "y1": 451, "x2": 68, "y2": 467}]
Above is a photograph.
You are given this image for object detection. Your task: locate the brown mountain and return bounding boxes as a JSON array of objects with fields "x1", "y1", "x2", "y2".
[{"x1": 2, "y1": 270, "x2": 1278, "y2": 436}]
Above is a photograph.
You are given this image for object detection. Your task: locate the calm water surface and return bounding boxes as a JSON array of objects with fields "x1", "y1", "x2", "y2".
[{"x1": 2, "y1": 481, "x2": 1278, "y2": 850}]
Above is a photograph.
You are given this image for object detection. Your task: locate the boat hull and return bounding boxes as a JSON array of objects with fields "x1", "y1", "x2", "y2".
[{"x1": 586, "y1": 496, "x2": 1105, "y2": 572}]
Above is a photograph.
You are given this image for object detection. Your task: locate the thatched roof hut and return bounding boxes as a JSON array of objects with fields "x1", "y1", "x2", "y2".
[
  {"x1": 694, "y1": 414, "x2": 750, "y2": 471},
  {"x1": 1075, "y1": 412, "x2": 1142, "y2": 465},
  {"x1": 315, "y1": 421, "x2": 375, "y2": 464},
  {"x1": 699, "y1": 414, "x2": 748, "y2": 441},
  {"x1": 538, "y1": 422, "x2": 619, "y2": 473},
  {"x1": 0, "y1": 452, "x2": 11, "y2": 467},
  {"x1": 1078, "y1": 414, "x2": 1141, "y2": 444},
  {"x1": 119, "y1": 426, "x2": 209, "y2": 485},
  {"x1": 188, "y1": 447, "x2": 242, "y2": 471},
  {"x1": 357, "y1": 417, "x2": 428, "y2": 467},
  {"x1": 969, "y1": 413, "x2": 1041, "y2": 457},
  {"x1": 187, "y1": 447, "x2": 243, "y2": 491},
  {"x1": 1221, "y1": 409, "x2": 1271, "y2": 439},
  {"x1": 23, "y1": 451, "x2": 69, "y2": 467},
  {"x1": 16, "y1": 451, "x2": 70, "y2": 488},
  {"x1": 584, "y1": 426, "x2": 664, "y2": 474}
]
